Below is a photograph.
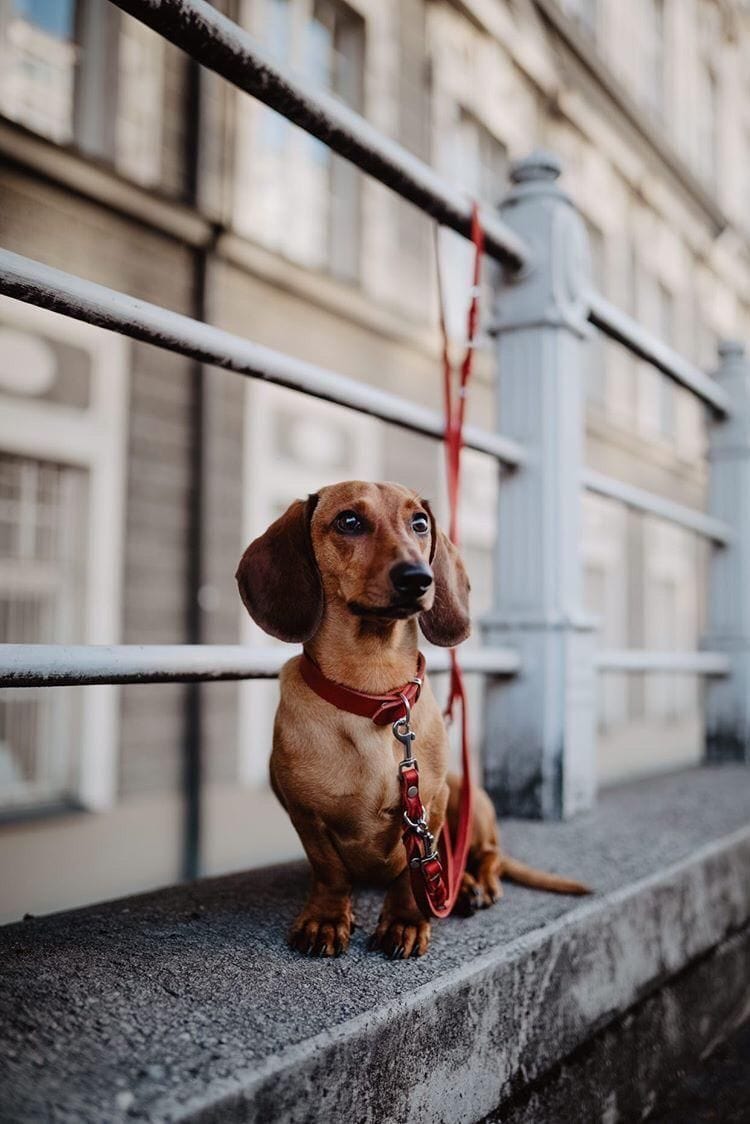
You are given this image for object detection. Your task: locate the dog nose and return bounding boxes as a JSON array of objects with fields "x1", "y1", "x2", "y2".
[{"x1": 390, "y1": 561, "x2": 433, "y2": 597}]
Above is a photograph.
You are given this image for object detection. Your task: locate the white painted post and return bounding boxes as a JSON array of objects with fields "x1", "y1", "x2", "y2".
[
  {"x1": 704, "y1": 340, "x2": 750, "y2": 763},
  {"x1": 483, "y1": 151, "x2": 597, "y2": 819}
]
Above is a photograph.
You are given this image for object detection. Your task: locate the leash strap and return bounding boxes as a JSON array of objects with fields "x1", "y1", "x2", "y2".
[{"x1": 402, "y1": 205, "x2": 484, "y2": 919}]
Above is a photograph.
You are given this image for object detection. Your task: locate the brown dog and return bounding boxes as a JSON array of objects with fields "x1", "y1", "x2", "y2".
[{"x1": 236, "y1": 481, "x2": 588, "y2": 959}]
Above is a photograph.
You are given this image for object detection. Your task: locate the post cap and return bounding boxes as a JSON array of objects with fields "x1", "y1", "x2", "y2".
[
  {"x1": 510, "y1": 150, "x2": 562, "y2": 185},
  {"x1": 718, "y1": 340, "x2": 745, "y2": 359}
]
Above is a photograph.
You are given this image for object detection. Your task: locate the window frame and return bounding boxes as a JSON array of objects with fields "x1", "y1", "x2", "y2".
[
  {"x1": 232, "y1": 0, "x2": 366, "y2": 281},
  {"x1": 0, "y1": 296, "x2": 129, "y2": 812},
  {"x1": 0, "y1": 0, "x2": 166, "y2": 188}
]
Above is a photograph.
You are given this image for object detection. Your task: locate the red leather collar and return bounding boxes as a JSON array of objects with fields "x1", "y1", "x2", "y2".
[{"x1": 299, "y1": 651, "x2": 425, "y2": 726}]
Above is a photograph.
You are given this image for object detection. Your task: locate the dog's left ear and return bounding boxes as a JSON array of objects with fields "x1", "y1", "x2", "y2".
[
  {"x1": 235, "y1": 494, "x2": 322, "y2": 642},
  {"x1": 419, "y1": 503, "x2": 471, "y2": 647}
]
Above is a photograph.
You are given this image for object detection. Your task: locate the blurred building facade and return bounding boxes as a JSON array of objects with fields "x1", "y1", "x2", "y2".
[{"x1": 1, "y1": 0, "x2": 749, "y2": 921}]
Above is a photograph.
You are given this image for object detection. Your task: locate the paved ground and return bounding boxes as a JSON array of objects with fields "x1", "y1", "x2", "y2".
[
  {"x1": 1, "y1": 765, "x2": 749, "y2": 1122},
  {"x1": 646, "y1": 1018, "x2": 750, "y2": 1123}
]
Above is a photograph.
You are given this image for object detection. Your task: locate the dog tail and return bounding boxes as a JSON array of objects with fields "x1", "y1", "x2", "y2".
[{"x1": 501, "y1": 854, "x2": 590, "y2": 896}]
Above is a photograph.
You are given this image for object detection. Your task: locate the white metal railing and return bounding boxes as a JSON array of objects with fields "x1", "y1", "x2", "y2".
[
  {"x1": 0, "y1": 644, "x2": 521, "y2": 688},
  {"x1": 582, "y1": 468, "x2": 732, "y2": 546},
  {"x1": 0, "y1": 0, "x2": 746, "y2": 821},
  {"x1": 587, "y1": 290, "x2": 731, "y2": 416},
  {"x1": 109, "y1": 0, "x2": 529, "y2": 271},
  {"x1": 595, "y1": 651, "x2": 731, "y2": 675},
  {"x1": 0, "y1": 250, "x2": 525, "y2": 470}
]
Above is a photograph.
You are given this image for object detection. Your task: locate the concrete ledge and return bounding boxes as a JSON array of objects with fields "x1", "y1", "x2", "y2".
[
  {"x1": 1, "y1": 766, "x2": 749, "y2": 1123},
  {"x1": 493, "y1": 925, "x2": 750, "y2": 1123}
]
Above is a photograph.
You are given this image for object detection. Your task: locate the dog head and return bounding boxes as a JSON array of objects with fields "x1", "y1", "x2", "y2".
[{"x1": 236, "y1": 480, "x2": 470, "y2": 647}]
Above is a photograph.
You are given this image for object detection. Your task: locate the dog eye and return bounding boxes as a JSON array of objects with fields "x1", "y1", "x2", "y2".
[
  {"x1": 334, "y1": 510, "x2": 365, "y2": 535},
  {"x1": 411, "y1": 513, "x2": 430, "y2": 535}
]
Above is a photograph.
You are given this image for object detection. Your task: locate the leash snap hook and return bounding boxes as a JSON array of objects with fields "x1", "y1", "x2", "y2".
[
  {"x1": 392, "y1": 694, "x2": 416, "y2": 764},
  {"x1": 403, "y1": 810, "x2": 434, "y2": 848}
]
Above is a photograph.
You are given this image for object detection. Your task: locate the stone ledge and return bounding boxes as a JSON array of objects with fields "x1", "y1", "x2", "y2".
[
  {"x1": 490, "y1": 925, "x2": 750, "y2": 1123},
  {"x1": 1, "y1": 766, "x2": 749, "y2": 1123}
]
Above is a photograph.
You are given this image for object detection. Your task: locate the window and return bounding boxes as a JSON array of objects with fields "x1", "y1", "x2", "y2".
[
  {"x1": 0, "y1": 455, "x2": 86, "y2": 809},
  {"x1": 0, "y1": 297, "x2": 128, "y2": 814},
  {"x1": 438, "y1": 111, "x2": 509, "y2": 345},
  {"x1": 696, "y1": 60, "x2": 718, "y2": 189},
  {"x1": 583, "y1": 496, "x2": 628, "y2": 734},
  {"x1": 0, "y1": 0, "x2": 77, "y2": 143},
  {"x1": 642, "y1": 0, "x2": 665, "y2": 117},
  {"x1": 585, "y1": 220, "x2": 607, "y2": 408},
  {"x1": 656, "y1": 281, "x2": 675, "y2": 439},
  {"x1": 233, "y1": 0, "x2": 365, "y2": 279},
  {"x1": 111, "y1": 10, "x2": 165, "y2": 184},
  {"x1": 562, "y1": 0, "x2": 598, "y2": 41},
  {"x1": 644, "y1": 521, "x2": 700, "y2": 738},
  {"x1": 0, "y1": 0, "x2": 165, "y2": 186},
  {"x1": 635, "y1": 272, "x2": 676, "y2": 442}
]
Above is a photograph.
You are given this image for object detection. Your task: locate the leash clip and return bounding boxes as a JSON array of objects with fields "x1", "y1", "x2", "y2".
[
  {"x1": 392, "y1": 694, "x2": 417, "y2": 765},
  {"x1": 403, "y1": 809, "x2": 435, "y2": 863}
]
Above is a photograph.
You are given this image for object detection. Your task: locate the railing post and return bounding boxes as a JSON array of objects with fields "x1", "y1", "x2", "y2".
[
  {"x1": 704, "y1": 340, "x2": 750, "y2": 763},
  {"x1": 482, "y1": 151, "x2": 597, "y2": 819}
]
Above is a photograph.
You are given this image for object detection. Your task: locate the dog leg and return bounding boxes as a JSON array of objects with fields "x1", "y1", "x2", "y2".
[
  {"x1": 448, "y1": 778, "x2": 504, "y2": 912},
  {"x1": 452, "y1": 869, "x2": 488, "y2": 916},
  {"x1": 289, "y1": 880, "x2": 354, "y2": 957},
  {"x1": 287, "y1": 809, "x2": 354, "y2": 957},
  {"x1": 473, "y1": 846, "x2": 504, "y2": 905},
  {"x1": 371, "y1": 868, "x2": 431, "y2": 959},
  {"x1": 371, "y1": 783, "x2": 448, "y2": 958}
]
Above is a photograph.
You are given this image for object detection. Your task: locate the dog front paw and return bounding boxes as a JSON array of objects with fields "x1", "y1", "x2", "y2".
[
  {"x1": 452, "y1": 871, "x2": 485, "y2": 916},
  {"x1": 370, "y1": 914, "x2": 431, "y2": 959},
  {"x1": 452, "y1": 869, "x2": 502, "y2": 916},
  {"x1": 289, "y1": 909, "x2": 351, "y2": 957}
]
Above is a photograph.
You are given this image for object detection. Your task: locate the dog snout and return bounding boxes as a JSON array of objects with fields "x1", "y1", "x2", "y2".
[{"x1": 390, "y1": 561, "x2": 433, "y2": 598}]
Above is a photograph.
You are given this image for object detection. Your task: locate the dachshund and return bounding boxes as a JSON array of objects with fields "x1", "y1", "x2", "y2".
[{"x1": 236, "y1": 481, "x2": 588, "y2": 959}]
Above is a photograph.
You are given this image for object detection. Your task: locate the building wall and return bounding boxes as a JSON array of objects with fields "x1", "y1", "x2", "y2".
[{"x1": 1, "y1": 0, "x2": 749, "y2": 922}]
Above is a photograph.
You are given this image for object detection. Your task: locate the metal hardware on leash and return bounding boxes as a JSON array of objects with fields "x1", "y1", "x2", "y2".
[
  {"x1": 403, "y1": 809, "x2": 434, "y2": 844},
  {"x1": 393, "y1": 689, "x2": 438, "y2": 866},
  {"x1": 392, "y1": 693, "x2": 417, "y2": 765}
]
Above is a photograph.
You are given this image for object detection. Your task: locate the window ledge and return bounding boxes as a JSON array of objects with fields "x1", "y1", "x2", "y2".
[
  {"x1": 217, "y1": 232, "x2": 438, "y2": 357},
  {"x1": 0, "y1": 115, "x2": 211, "y2": 248},
  {"x1": 1, "y1": 765, "x2": 749, "y2": 1122},
  {"x1": 0, "y1": 798, "x2": 86, "y2": 830}
]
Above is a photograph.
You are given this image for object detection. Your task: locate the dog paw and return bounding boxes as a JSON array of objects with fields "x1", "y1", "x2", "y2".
[
  {"x1": 288, "y1": 912, "x2": 351, "y2": 957},
  {"x1": 370, "y1": 915, "x2": 431, "y2": 959},
  {"x1": 452, "y1": 872, "x2": 485, "y2": 916},
  {"x1": 475, "y1": 859, "x2": 503, "y2": 907},
  {"x1": 453, "y1": 869, "x2": 503, "y2": 916}
]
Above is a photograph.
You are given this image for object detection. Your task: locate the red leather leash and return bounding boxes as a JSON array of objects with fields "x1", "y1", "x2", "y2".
[
  {"x1": 399, "y1": 203, "x2": 485, "y2": 918},
  {"x1": 298, "y1": 207, "x2": 485, "y2": 920}
]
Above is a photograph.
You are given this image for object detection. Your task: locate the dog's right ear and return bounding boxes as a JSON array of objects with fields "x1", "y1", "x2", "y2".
[{"x1": 236, "y1": 494, "x2": 322, "y2": 642}]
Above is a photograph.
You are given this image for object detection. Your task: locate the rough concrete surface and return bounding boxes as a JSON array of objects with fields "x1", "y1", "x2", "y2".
[
  {"x1": 1, "y1": 766, "x2": 749, "y2": 1123},
  {"x1": 647, "y1": 1003, "x2": 750, "y2": 1123},
  {"x1": 485, "y1": 924, "x2": 750, "y2": 1123}
]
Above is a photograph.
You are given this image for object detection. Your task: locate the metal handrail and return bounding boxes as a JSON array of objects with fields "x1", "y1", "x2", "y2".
[
  {"x1": 596, "y1": 650, "x2": 730, "y2": 675},
  {"x1": 0, "y1": 249, "x2": 526, "y2": 469},
  {"x1": 110, "y1": 0, "x2": 529, "y2": 272},
  {"x1": 107, "y1": 1, "x2": 727, "y2": 415},
  {"x1": 583, "y1": 468, "x2": 732, "y2": 546},
  {"x1": 588, "y1": 291, "x2": 730, "y2": 417},
  {"x1": 0, "y1": 644, "x2": 521, "y2": 688}
]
